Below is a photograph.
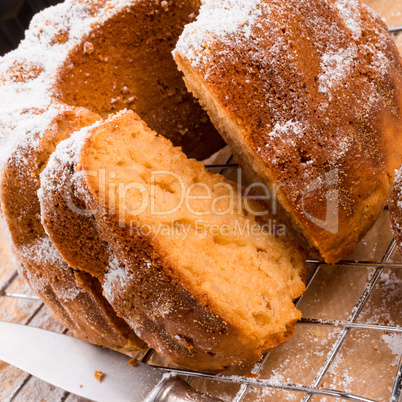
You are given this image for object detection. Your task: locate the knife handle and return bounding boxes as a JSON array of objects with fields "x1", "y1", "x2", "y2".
[{"x1": 155, "y1": 376, "x2": 223, "y2": 402}]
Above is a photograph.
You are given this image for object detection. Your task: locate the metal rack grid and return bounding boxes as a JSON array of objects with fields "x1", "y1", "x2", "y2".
[{"x1": 0, "y1": 21, "x2": 401, "y2": 402}]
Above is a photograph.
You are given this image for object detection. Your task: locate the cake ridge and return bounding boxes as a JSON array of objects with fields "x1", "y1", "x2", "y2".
[{"x1": 0, "y1": 0, "x2": 130, "y2": 170}]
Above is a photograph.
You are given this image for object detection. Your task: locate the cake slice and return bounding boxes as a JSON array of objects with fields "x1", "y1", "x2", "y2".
[
  {"x1": 40, "y1": 110, "x2": 306, "y2": 371},
  {"x1": 173, "y1": 0, "x2": 402, "y2": 263},
  {"x1": 0, "y1": 105, "x2": 145, "y2": 355},
  {"x1": 39, "y1": 128, "x2": 110, "y2": 280}
]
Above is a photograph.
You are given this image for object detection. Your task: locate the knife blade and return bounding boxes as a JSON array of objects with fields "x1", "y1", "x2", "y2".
[{"x1": 0, "y1": 321, "x2": 221, "y2": 401}]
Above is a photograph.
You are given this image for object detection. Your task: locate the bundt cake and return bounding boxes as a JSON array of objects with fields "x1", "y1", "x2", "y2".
[
  {"x1": 39, "y1": 110, "x2": 306, "y2": 371},
  {"x1": 0, "y1": 105, "x2": 145, "y2": 354},
  {"x1": 174, "y1": 0, "x2": 402, "y2": 263},
  {"x1": 4, "y1": 0, "x2": 400, "y2": 373}
]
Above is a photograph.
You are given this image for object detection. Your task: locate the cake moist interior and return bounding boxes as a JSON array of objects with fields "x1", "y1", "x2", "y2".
[{"x1": 83, "y1": 113, "x2": 306, "y2": 342}]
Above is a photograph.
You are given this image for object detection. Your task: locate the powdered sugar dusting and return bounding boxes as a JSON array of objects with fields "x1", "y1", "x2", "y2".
[
  {"x1": 332, "y1": 135, "x2": 351, "y2": 161},
  {"x1": 174, "y1": 0, "x2": 263, "y2": 66},
  {"x1": 0, "y1": 0, "x2": 133, "y2": 171},
  {"x1": 19, "y1": 237, "x2": 62, "y2": 267},
  {"x1": 394, "y1": 169, "x2": 402, "y2": 215},
  {"x1": 318, "y1": 45, "x2": 357, "y2": 97},
  {"x1": 266, "y1": 120, "x2": 304, "y2": 141},
  {"x1": 38, "y1": 119, "x2": 103, "y2": 210},
  {"x1": 394, "y1": 167, "x2": 402, "y2": 188},
  {"x1": 104, "y1": 255, "x2": 132, "y2": 303},
  {"x1": 59, "y1": 282, "x2": 81, "y2": 302},
  {"x1": 18, "y1": 236, "x2": 80, "y2": 302},
  {"x1": 391, "y1": 167, "x2": 402, "y2": 237},
  {"x1": 174, "y1": 0, "x2": 396, "y2": 196},
  {"x1": 382, "y1": 333, "x2": 402, "y2": 358},
  {"x1": 335, "y1": 0, "x2": 362, "y2": 39}
]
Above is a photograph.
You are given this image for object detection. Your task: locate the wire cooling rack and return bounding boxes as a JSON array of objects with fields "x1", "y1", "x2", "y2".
[{"x1": 0, "y1": 20, "x2": 401, "y2": 402}]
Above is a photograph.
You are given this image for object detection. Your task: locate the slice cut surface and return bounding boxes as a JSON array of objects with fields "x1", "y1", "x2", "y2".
[{"x1": 68, "y1": 110, "x2": 306, "y2": 370}]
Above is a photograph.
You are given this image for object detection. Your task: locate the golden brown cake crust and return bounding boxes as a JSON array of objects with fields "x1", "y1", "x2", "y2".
[
  {"x1": 0, "y1": 106, "x2": 145, "y2": 354},
  {"x1": 0, "y1": 0, "x2": 224, "y2": 172},
  {"x1": 174, "y1": 0, "x2": 402, "y2": 263}
]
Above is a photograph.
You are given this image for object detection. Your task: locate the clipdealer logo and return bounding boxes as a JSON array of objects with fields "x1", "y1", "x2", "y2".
[
  {"x1": 64, "y1": 167, "x2": 339, "y2": 238},
  {"x1": 63, "y1": 167, "x2": 287, "y2": 239}
]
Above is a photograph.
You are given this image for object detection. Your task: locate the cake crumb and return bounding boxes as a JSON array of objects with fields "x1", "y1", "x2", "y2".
[
  {"x1": 79, "y1": 384, "x2": 83, "y2": 388},
  {"x1": 128, "y1": 358, "x2": 138, "y2": 367},
  {"x1": 83, "y1": 41, "x2": 94, "y2": 54},
  {"x1": 308, "y1": 328, "x2": 322, "y2": 337},
  {"x1": 161, "y1": 1, "x2": 169, "y2": 11},
  {"x1": 94, "y1": 370, "x2": 105, "y2": 382},
  {"x1": 246, "y1": 373, "x2": 258, "y2": 379}
]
